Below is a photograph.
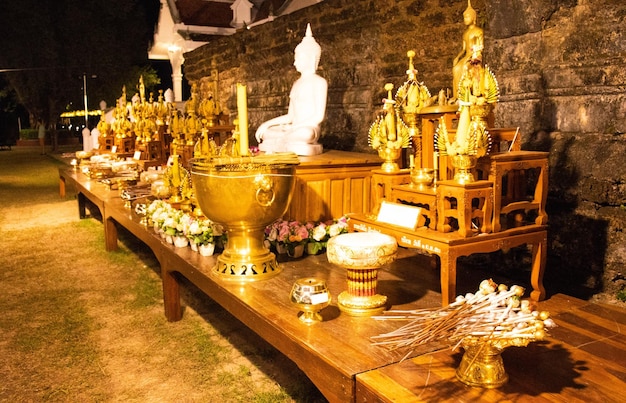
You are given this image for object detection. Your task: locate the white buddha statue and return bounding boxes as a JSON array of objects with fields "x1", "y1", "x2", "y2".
[{"x1": 255, "y1": 24, "x2": 327, "y2": 156}]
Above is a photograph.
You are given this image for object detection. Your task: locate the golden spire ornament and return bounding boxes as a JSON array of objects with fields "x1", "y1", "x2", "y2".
[
  {"x1": 394, "y1": 50, "x2": 432, "y2": 168},
  {"x1": 368, "y1": 83, "x2": 411, "y2": 172}
]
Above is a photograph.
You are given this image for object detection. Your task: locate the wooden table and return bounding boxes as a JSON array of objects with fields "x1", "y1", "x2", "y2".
[
  {"x1": 60, "y1": 167, "x2": 451, "y2": 402},
  {"x1": 59, "y1": 168, "x2": 623, "y2": 402},
  {"x1": 348, "y1": 213, "x2": 547, "y2": 307},
  {"x1": 356, "y1": 293, "x2": 626, "y2": 402},
  {"x1": 59, "y1": 167, "x2": 111, "y2": 219}
]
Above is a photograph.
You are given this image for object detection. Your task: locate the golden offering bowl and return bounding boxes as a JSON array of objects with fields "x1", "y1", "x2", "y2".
[
  {"x1": 450, "y1": 154, "x2": 477, "y2": 184},
  {"x1": 377, "y1": 147, "x2": 403, "y2": 173},
  {"x1": 190, "y1": 156, "x2": 298, "y2": 282},
  {"x1": 290, "y1": 278, "x2": 331, "y2": 324},
  {"x1": 75, "y1": 150, "x2": 93, "y2": 160},
  {"x1": 327, "y1": 232, "x2": 397, "y2": 316},
  {"x1": 410, "y1": 168, "x2": 434, "y2": 189}
]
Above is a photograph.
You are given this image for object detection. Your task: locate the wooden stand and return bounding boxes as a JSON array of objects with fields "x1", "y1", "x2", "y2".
[
  {"x1": 349, "y1": 215, "x2": 547, "y2": 306},
  {"x1": 100, "y1": 135, "x2": 115, "y2": 152},
  {"x1": 477, "y1": 151, "x2": 549, "y2": 232},
  {"x1": 418, "y1": 105, "x2": 458, "y2": 179},
  {"x1": 114, "y1": 136, "x2": 135, "y2": 154},
  {"x1": 390, "y1": 184, "x2": 437, "y2": 229},
  {"x1": 371, "y1": 169, "x2": 411, "y2": 210},
  {"x1": 437, "y1": 180, "x2": 493, "y2": 237}
]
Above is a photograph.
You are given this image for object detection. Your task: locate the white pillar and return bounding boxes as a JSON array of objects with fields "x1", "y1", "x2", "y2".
[{"x1": 169, "y1": 46, "x2": 184, "y2": 102}]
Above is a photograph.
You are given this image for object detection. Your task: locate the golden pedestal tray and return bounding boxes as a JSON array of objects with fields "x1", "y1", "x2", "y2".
[{"x1": 327, "y1": 232, "x2": 397, "y2": 316}]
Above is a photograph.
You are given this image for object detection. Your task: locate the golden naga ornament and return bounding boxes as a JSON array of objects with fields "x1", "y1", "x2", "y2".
[
  {"x1": 435, "y1": 50, "x2": 499, "y2": 183},
  {"x1": 368, "y1": 83, "x2": 411, "y2": 172}
]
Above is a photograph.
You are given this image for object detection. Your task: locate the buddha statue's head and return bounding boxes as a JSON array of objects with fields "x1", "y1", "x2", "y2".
[
  {"x1": 463, "y1": 0, "x2": 477, "y2": 25},
  {"x1": 294, "y1": 23, "x2": 321, "y2": 72}
]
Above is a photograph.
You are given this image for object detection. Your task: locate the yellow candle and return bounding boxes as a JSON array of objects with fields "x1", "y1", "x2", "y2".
[
  {"x1": 433, "y1": 151, "x2": 438, "y2": 176},
  {"x1": 236, "y1": 83, "x2": 249, "y2": 156},
  {"x1": 171, "y1": 154, "x2": 180, "y2": 187},
  {"x1": 409, "y1": 154, "x2": 414, "y2": 169}
]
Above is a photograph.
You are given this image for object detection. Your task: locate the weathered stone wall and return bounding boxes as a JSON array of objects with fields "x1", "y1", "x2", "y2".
[{"x1": 184, "y1": 0, "x2": 626, "y2": 300}]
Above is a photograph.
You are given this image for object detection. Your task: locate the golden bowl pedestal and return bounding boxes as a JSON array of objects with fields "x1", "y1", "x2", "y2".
[
  {"x1": 450, "y1": 154, "x2": 477, "y2": 184},
  {"x1": 327, "y1": 232, "x2": 397, "y2": 316},
  {"x1": 290, "y1": 278, "x2": 331, "y2": 324},
  {"x1": 456, "y1": 336, "x2": 531, "y2": 388},
  {"x1": 377, "y1": 147, "x2": 403, "y2": 173},
  {"x1": 190, "y1": 156, "x2": 298, "y2": 282}
]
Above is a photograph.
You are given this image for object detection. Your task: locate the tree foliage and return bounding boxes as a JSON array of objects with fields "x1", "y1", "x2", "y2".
[{"x1": 0, "y1": 0, "x2": 161, "y2": 126}]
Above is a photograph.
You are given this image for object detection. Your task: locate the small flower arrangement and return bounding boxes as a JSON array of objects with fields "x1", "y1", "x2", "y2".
[
  {"x1": 187, "y1": 218, "x2": 214, "y2": 246},
  {"x1": 265, "y1": 215, "x2": 350, "y2": 256},
  {"x1": 307, "y1": 215, "x2": 350, "y2": 254},
  {"x1": 162, "y1": 209, "x2": 192, "y2": 237},
  {"x1": 147, "y1": 199, "x2": 173, "y2": 233},
  {"x1": 265, "y1": 219, "x2": 309, "y2": 255}
]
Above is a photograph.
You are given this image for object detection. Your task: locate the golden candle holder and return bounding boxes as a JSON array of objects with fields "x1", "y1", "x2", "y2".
[
  {"x1": 327, "y1": 232, "x2": 397, "y2": 316},
  {"x1": 290, "y1": 278, "x2": 331, "y2": 324},
  {"x1": 190, "y1": 154, "x2": 299, "y2": 282},
  {"x1": 372, "y1": 279, "x2": 555, "y2": 389}
]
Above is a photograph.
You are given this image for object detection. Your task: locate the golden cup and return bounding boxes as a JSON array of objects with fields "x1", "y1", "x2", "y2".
[
  {"x1": 377, "y1": 147, "x2": 403, "y2": 173},
  {"x1": 290, "y1": 278, "x2": 331, "y2": 324},
  {"x1": 450, "y1": 154, "x2": 477, "y2": 184}
]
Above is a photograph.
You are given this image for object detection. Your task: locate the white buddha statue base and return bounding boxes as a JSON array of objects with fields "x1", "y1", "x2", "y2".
[{"x1": 286, "y1": 142, "x2": 323, "y2": 156}]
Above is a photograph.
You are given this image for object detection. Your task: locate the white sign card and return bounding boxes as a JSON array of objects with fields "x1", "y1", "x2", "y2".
[{"x1": 376, "y1": 201, "x2": 422, "y2": 230}]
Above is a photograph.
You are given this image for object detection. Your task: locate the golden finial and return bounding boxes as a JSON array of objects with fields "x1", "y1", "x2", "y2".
[
  {"x1": 384, "y1": 83, "x2": 395, "y2": 103},
  {"x1": 407, "y1": 50, "x2": 415, "y2": 71}
]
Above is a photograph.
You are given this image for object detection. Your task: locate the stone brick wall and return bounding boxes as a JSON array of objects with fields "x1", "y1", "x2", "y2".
[{"x1": 184, "y1": 0, "x2": 626, "y2": 300}]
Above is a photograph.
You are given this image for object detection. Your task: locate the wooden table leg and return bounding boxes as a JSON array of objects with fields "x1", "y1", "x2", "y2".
[
  {"x1": 59, "y1": 176, "x2": 66, "y2": 198},
  {"x1": 535, "y1": 161, "x2": 549, "y2": 225},
  {"x1": 162, "y1": 265, "x2": 183, "y2": 322},
  {"x1": 104, "y1": 216, "x2": 118, "y2": 252},
  {"x1": 439, "y1": 249, "x2": 456, "y2": 306},
  {"x1": 529, "y1": 230, "x2": 548, "y2": 302},
  {"x1": 78, "y1": 193, "x2": 87, "y2": 218}
]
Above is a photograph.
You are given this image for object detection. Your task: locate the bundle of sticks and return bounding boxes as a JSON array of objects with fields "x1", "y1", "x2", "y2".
[{"x1": 371, "y1": 279, "x2": 555, "y2": 359}]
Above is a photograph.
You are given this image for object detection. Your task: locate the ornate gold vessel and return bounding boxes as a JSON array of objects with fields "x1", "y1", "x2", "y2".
[
  {"x1": 449, "y1": 154, "x2": 477, "y2": 184},
  {"x1": 290, "y1": 278, "x2": 331, "y2": 324},
  {"x1": 190, "y1": 155, "x2": 299, "y2": 281},
  {"x1": 456, "y1": 336, "x2": 531, "y2": 388},
  {"x1": 327, "y1": 232, "x2": 397, "y2": 316},
  {"x1": 410, "y1": 168, "x2": 434, "y2": 189},
  {"x1": 377, "y1": 146, "x2": 403, "y2": 173}
]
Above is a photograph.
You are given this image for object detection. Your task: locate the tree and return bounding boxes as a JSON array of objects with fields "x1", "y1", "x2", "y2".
[{"x1": 0, "y1": 0, "x2": 161, "y2": 127}]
